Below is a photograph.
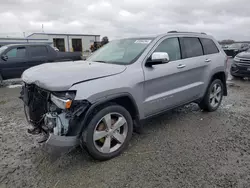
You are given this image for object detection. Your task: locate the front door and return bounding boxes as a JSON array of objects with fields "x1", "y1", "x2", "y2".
[
  {"x1": 142, "y1": 37, "x2": 206, "y2": 117},
  {"x1": 0, "y1": 46, "x2": 28, "y2": 79}
]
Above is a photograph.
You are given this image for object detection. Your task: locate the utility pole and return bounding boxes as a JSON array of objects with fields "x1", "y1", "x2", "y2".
[
  {"x1": 23, "y1": 32, "x2": 25, "y2": 38},
  {"x1": 42, "y1": 24, "x2": 44, "y2": 33}
]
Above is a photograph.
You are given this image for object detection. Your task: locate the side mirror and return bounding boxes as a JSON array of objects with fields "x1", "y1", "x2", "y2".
[
  {"x1": 146, "y1": 52, "x2": 169, "y2": 67},
  {"x1": 1, "y1": 55, "x2": 8, "y2": 61}
]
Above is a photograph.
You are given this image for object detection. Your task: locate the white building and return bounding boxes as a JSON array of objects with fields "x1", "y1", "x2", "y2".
[
  {"x1": 27, "y1": 33, "x2": 100, "y2": 52},
  {"x1": 0, "y1": 33, "x2": 100, "y2": 52}
]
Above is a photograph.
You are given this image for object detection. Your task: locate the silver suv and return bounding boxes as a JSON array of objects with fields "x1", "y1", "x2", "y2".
[{"x1": 21, "y1": 31, "x2": 228, "y2": 160}]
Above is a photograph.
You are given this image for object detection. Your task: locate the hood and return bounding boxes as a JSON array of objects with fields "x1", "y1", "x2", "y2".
[
  {"x1": 22, "y1": 61, "x2": 126, "y2": 91},
  {"x1": 236, "y1": 51, "x2": 250, "y2": 59}
]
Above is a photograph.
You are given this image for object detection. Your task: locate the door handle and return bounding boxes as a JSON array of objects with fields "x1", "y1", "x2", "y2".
[
  {"x1": 205, "y1": 59, "x2": 211, "y2": 62},
  {"x1": 177, "y1": 64, "x2": 186, "y2": 69}
]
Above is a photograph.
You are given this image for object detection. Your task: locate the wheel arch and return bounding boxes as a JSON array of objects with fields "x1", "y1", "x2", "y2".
[
  {"x1": 76, "y1": 93, "x2": 140, "y2": 137},
  {"x1": 209, "y1": 71, "x2": 227, "y2": 96}
]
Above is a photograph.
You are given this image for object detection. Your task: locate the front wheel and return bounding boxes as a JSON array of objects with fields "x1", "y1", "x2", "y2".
[
  {"x1": 199, "y1": 79, "x2": 224, "y2": 112},
  {"x1": 81, "y1": 104, "x2": 133, "y2": 161}
]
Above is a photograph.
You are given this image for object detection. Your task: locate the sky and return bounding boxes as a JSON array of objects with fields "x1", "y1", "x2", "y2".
[{"x1": 0, "y1": 0, "x2": 250, "y2": 40}]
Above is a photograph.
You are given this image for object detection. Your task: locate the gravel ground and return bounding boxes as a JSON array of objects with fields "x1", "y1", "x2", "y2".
[{"x1": 1, "y1": 62, "x2": 250, "y2": 188}]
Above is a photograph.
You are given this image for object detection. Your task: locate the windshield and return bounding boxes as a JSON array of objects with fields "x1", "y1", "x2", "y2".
[
  {"x1": 0, "y1": 46, "x2": 8, "y2": 54},
  {"x1": 87, "y1": 38, "x2": 153, "y2": 65}
]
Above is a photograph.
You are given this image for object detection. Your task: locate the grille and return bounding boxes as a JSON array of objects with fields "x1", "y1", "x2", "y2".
[
  {"x1": 22, "y1": 84, "x2": 50, "y2": 125},
  {"x1": 237, "y1": 57, "x2": 250, "y2": 66}
]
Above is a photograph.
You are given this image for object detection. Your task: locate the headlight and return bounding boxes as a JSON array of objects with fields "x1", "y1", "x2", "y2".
[
  {"x1": 234, "y1": 56, "x2": 240, "y2": 62},
  {"x1": 50, "y1": 91, "x2": 76, "y2": 109},
  {"x1": 51, "y1": 94, "x2": 72, "y2": 109}
]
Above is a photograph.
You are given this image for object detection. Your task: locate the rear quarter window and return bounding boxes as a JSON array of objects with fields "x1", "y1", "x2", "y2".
[
  {"x1": 30, "y1": 46, "x2": 48, "y2": 57},
  {"x1": 200, "y1": 38, "x2": 219, "y2": 55}
]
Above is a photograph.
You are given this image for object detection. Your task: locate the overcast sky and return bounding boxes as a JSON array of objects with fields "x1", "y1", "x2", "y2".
[{"x1": 0, "y1": 0, "x2": 250, "y2": 40}]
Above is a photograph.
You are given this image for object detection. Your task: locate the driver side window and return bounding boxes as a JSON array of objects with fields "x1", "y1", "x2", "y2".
[
  {"x1": 6, "y1": 47, "x2": 26, "y2": 58},
  {"x1": 154, "y1": 38, "x2": 181, "y2": 61}
]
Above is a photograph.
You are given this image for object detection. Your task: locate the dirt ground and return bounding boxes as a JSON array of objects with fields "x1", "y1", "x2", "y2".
[{"x1": 1, "y1": 67, "x2": 250, "y2": 187}]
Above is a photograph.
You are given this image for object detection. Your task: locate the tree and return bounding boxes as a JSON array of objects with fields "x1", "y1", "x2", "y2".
[
  {"x1": 101, "y1": 36, "x2": 109, "y2": 46},
  {"x1": 219, "y1": 39, "x2": 235, "y2": 45}
]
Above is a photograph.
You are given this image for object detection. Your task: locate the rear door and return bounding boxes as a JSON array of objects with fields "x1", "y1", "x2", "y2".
[
  {"x1": 0, "y1": 46, "x2": 28, "y2": 79},
  {"x1": 26, "y1": 45, "x2": 49, "y2": 68},
  {"x1": 178, "y1": 37, "x2": 210, "y2": 100}
]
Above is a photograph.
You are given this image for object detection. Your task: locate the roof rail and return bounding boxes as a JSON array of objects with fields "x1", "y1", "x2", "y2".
[{"x1": 168, "y1": 31, "x2": 206, "y2": 35}]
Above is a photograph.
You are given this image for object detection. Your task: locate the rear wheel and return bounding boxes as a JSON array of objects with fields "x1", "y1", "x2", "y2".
[
  {"x1": 81, "y1": 104, "x2": 133, "y2": 161},
  {"x1": 199, "y1": 79, "x2": 223, "y2": 112}
]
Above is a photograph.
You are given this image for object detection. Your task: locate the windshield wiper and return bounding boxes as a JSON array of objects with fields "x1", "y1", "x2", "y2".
[{"x1": 94, "y1": 60, "x2": 107, "y2": 63}]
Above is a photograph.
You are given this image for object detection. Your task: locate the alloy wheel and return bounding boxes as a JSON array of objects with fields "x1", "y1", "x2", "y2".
[
  {"x1": 209, "y1": 83, "x2": 222, "y2": 108},
  {"x1": 93, "y1": 113, "x2": 128, "y2": 154}
]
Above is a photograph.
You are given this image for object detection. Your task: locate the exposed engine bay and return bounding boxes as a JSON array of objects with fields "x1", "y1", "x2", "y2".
[{"x1": 20, "y1": 83, "x2": 90, "y2": 145}]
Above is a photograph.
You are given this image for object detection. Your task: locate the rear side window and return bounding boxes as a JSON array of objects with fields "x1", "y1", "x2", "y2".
[
  {"x1": 181, "y1": 37, "x2": 203, "y2": 58},
  {"x1": 6, "y1": 47, "x2": 26, "y2": 58},
  {"x1": 154, "y1": 37, "x2": 181, "y2": 61},
  {"x1": 30, "y1": 46, "x2": 48, "y2": 57},
  {"x1": 200, "y1": 38, "x2": 219, "y2": 55}
]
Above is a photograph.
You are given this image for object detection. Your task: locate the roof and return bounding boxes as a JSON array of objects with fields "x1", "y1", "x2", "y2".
[
  {"x1": 27, "y1": 32, "x2": 100, "y2": 38},
  {"x1": 0, "y1": 37, "x2": 48, "y2": 41},
  {"x1": 117, "y1": 31, "x2": 210, "y2": 40},
  {"x1": 3, "y1": 43, "x2": 52, "y2": 47}
]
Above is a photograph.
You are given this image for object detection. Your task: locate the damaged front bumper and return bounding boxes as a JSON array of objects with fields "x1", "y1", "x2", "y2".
[
  {"x1": 46, "y1": 134, "x2": 79, "y2": 147},
  {"x1": 20, "y1": 83, "x2": 90, "y2": 148}
]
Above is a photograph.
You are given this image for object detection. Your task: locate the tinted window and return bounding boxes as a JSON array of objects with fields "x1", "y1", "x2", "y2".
[
  {"x1": 200, "y1": 38, "x2": 219, "y2": 55},
  {"x1": 30, "y1": 46, "x2": 48, "y2": 57},
  {"x1": 6, "y1": 47, "x2": 26, "y2": 58},
  {"x1": 181, "y1": 37, "x2": 203, "y2": 58},
  {"x1": 154, "y1": 37, "x2": 181, "y2": 61}
]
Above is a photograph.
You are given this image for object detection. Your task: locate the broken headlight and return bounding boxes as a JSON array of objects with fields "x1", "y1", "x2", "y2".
[{"x1": 50, "y1": 91, "x2": 76, "y2": 109}]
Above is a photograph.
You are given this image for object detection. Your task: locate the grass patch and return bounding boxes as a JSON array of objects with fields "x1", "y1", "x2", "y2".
[{"x1": 0, "y1": 100, "x2": 7, "y2": 105}]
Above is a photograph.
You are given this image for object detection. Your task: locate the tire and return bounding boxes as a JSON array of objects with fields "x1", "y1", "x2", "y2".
[
  {"x1": 81, "y1": 104, "x2": 133, "y2": 161},
  {"x1": 0, "y1": 74, "x2": 2, "y2": 84},
  {"x1": 199, "y1": 79, "x2": 224, "y2": 112}
]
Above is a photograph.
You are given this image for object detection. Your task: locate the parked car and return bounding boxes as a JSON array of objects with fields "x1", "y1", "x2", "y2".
[
  {"x1": 20, "y1": 31, "x2": 228, "y2": 160},
  {"x1": 0, "y1": 44, "x2": 82, "y2": 81},
  {"x1": 221, "y1": 44, "x2": 229, "y2": 50},
  {"x1": 224, "y1": 43, "x2": 249, "y2": 57},
  {"x1": 231, "y1": 49, "x2": 250, "y2": 78}
]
